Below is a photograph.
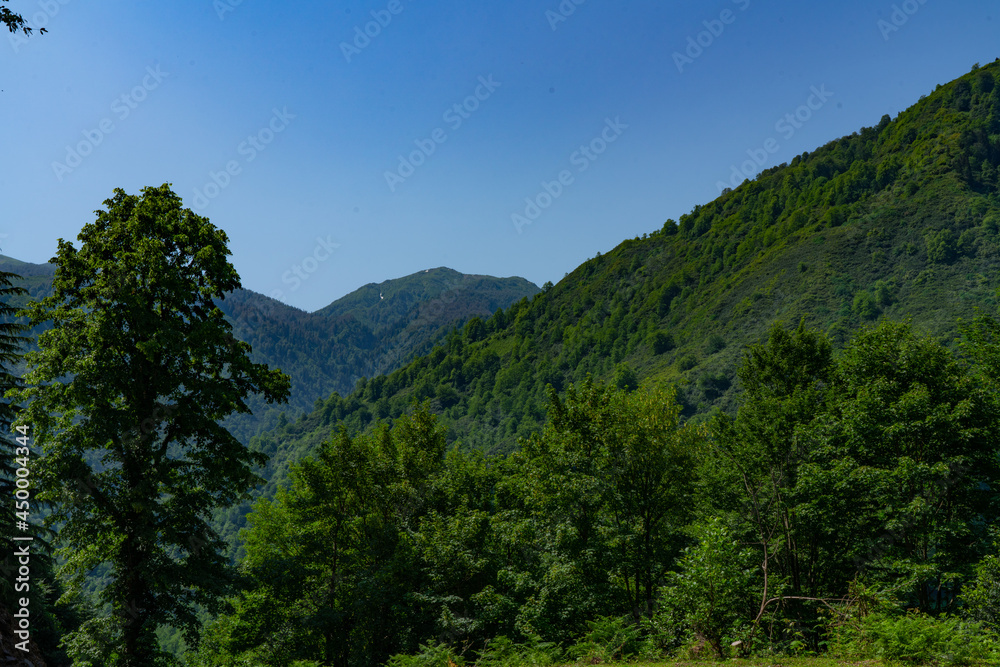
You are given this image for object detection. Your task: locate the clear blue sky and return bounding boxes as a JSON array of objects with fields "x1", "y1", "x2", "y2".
[{"x1": 2, "y1": 0, "x2": 997, "y2": 311}]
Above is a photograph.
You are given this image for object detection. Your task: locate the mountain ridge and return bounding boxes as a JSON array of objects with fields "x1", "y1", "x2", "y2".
[
  {"x1": 0, "y1": 255, "x2": 540, "y2": 444},
  {"x1": 219, "y1": 59, "x2": 1000, "y2": 556}
]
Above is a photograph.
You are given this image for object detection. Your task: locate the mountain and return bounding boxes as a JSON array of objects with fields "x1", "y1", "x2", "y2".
[
  {"x1": 216, "y1": 268, "x2": 540, "y2": 442},
  {"x1": 0, "y1": 257, "x2": 539, "y2": 444},
  {"x1": 226, "y1": 60, "x2": 1000, "y2": 552}
]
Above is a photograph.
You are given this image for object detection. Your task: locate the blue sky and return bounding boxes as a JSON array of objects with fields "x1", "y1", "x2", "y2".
[{"x1": 1, "y1": 0, "x2": 997, "y2": 311}]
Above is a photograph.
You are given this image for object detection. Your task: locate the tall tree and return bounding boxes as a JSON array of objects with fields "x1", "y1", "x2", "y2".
[
  {"x1": 705, "y1": 320, "x2": 838, "y2": 648},
  {"x1": 12, "y1": 185, "x2": 290, "y2": 666},
  {"x1": 498, "y1": 380, "x2": 698, "y2": 640},
  {"x1": 820, "y1": 321, "x2": 997, "y2": 611},
  {"x1": 195, "y1": 406, "x2": 447, "y2": 667}
]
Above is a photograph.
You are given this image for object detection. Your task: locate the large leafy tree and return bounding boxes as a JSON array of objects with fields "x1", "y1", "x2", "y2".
[
  {"x1": 196, "y1": 407, "x2": 446, "y2": 667},
  {"x1": 706, "y1": 319, "x2": 999, "y2": 647},
  {"x1": 12, "y1": 185, "x2": 290, "y2": 666},
  {"x1": 815, "y1": 321, "x2": 997, "y2": 611},
  {"x1": 707, "y1": 320, "x2": 837, "y2": 639},
  {"x1": 497, "y1": 380, "x2": 699, "y2": 640}
]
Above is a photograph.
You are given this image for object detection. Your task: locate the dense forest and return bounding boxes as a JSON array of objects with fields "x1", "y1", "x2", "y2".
[
  {"x1": 220, "y1": 60, "x2": 1000, "y2": 552},
  {"x1": 193, "y1": 317, "x2": 1000, "y2": 666},
  {"x1": 1, "y1": 55, "x2": 999, "y2": 667},
  {"x1": 247, "y1": 59, "x2": 1000, "y2": 472},
  {"x1": 0, "y1": 257, "x2": 538, "y2": 446},
  {"x1": 197, "y1": 60, "x2": 1000, "y2": 664}
]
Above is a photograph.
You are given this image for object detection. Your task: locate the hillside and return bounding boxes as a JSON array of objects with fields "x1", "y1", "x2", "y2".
[
  {"x1": 215, "y1": 267, "x2": 539, "y2": 442},
  {"x1": 229, "y1": 60, "x2": 1000, "y2": 552},
  {"x1": 0, "y1": 257, "x2": 539, "y2": 444}
]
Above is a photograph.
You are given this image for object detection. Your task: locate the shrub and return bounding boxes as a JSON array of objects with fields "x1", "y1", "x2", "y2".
[
  {"x1": 697, "y1": 371, "x2": 731, "y2": 400},
  {"x1": 958, "y1": 228, "x2": 978, "y2": 256},
  {"x1": 387, "y1": 642, "x2": 465, "y2": 667},
  {"x1": 852, "y1": 290, "x2": 879, "y2": 320},
  {"x1": 873, "y1": 280, "x2": 894, "y2": 307},
  {"x1": 676, "y1": 354, "x2": 697, "y2": 371},
  {"x1": 963, "y1": 550, "x2": 1000, "y2": 631},
  {"x1": 650, "y1": 331, "x2": 675, "y2": 354},
  {"x1": 983, "y1": 210, "x2": 1000, "y2": 233},
  {"x1": 705, "y1": 334, "x2": 727, "y2": 355},
  {"x1": 829, "y1": 611, "x2": 1000, "y2": 665},
  {"x1": 613, "y1": 363, "x2": 639, "y2": 392},
  {"x1": 568, "y1": 615, "x2": 643, "y2": 663},
  {"x1": 926, "y1": 228, "x2": 957, "y2": 263},
  {"x1": 476, "y1": 635, "x2": 563, "y2": 667},
  {"x1": 657, "y1": 518, "x2": 758, "y2": 658}
]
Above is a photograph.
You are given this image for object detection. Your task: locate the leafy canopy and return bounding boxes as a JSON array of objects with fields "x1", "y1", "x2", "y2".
[{"x1": 12, "y1": 184, "x2": 290, "y2": 666}]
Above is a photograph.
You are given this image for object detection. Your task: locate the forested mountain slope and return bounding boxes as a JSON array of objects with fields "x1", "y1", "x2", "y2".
[
  {"x1": 232, "y1": 61, "x2": 1000, "y2": 550},
  {"x1": 216, "y1": 268, "x2": 539, "y2": 442},
  {"x1": 0, "y1": 257, "x2": 538, "y2": 443}
]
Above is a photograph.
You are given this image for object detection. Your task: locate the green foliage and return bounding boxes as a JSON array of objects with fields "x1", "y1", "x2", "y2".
[
  {"x1": 612, "y1": 362, "x2": 639, "y2": 391},
  {"x1": 658, "y1": 518, "x2": 759, "y2": 658},
  {"x1": 676, "y1": 354, "x2": 697, "y2": 371},
  {"x1": 829, "y1": 321, "x2": 997, "y2": 606},
  {"x1": 502, "y1": 381, "x2": 699, "y2": 641},
  {"x1": 705, "y1": 333, "x2": 727, "y2": 354},
  {"x1": 873, "y1": 279, "x2": 894, "y2": 307},
  {"x1": 649, "y1": 330, "x2": 675, "y2": 354},
  {"x1": 829, "y1": 611, "x2": 1000, "y2": 665},
  {"x1": 196, "y1": 406, "x2": 453, "y2": 666},
  {"x1": 387, "y1": 641, "x2": 466, "y2": 667},
  {"x1": 962, "y1": 546, "x2": 1000, "y2": 631},
  {"x1": 926, "y1": 228, "x2": 958, "y2": 263},
  {"x1": 983, "y1": 210, "x2": 1000, "y2": 233},
  {"x1": 475, "y1": 635, "x2": 564, "y2": 667},
  {"x1": 567, "y1": 615, "x2": 643, "y2": 663},
  {"x1": 11, "y1": 185, "x2": 291, "y2": 666},
  {"x1": 696, "y1": 371, "x2": 731, "y2": 400},
  {"x1": 851, "y1": 290, "x2": 879, "y2": 319}
]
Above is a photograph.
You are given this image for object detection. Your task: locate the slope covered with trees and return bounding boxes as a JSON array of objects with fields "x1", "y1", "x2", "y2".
[
  {"x1": 194, "y1": 317, "x2": 1000, "y2": 665},
  {"x1": 216, "y1": 268, "x2": 539, "y2": 443},
  {"x1": 0, "y1": 257, "x2": 538, "y2": 445},
  {"x1": 239, "y1": 60, "x2": 1000, "y2": 512}
]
